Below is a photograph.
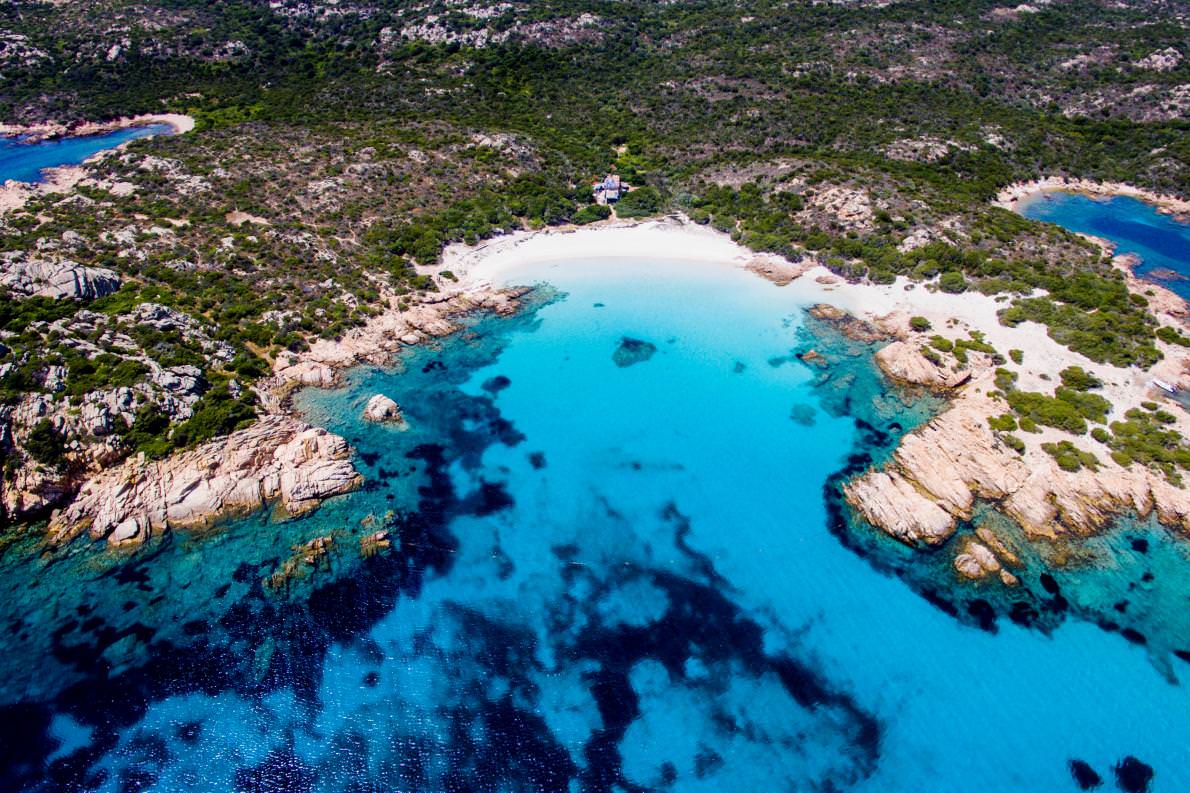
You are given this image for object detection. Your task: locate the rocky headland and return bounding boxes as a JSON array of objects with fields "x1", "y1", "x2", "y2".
[{"x1": 48, "y1": 415, "x2": 361, "y2": 547}]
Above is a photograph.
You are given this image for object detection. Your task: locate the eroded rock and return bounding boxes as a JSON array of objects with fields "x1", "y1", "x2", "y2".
[{"x1": 48, "y1": 415, "x2": 362, "y2": 547}]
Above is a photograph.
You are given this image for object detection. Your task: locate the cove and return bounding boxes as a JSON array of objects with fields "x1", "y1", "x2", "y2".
[
  {"x1": 1019, "y1": 191, "x2": 1190, "y2": 298},
  {"x1": 0, "y1": 124, "x2": 173, "y2": 184},
  {"x1": 2, "y1": 255, "x2": 1189, "y2": 791}
]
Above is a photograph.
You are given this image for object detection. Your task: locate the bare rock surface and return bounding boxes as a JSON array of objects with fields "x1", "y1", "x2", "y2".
[
  {"x1": 0, "y1": 255, "x2": 120, "y2": 299},
  {"x1": 48, "y1": 415, "x2": 362, "y2": 547},
  {"x1": 845, "y1": 380, "x2": 1190, "y2": 546},
  {"x1": 875, "y1": 341, "x2": 952, "y2": 389},
  {"x1": 272, "y1": 286, "x2": 529, "y2": 390}
]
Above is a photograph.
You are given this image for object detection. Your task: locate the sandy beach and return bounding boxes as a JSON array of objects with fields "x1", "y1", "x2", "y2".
[{"x1": 448, "y1": 215, "x2": 1189, "y2": 420}]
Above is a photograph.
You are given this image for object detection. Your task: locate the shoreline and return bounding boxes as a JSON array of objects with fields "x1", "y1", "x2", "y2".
[
  {"x1": 42, "y1": 212, "x2": 1190, "y2": 559},
  {"x1": 0, "y1": 113, "x2": 195, "y2": 215},
  {"x1": 0, "y1": 112, "x2": 195, "y2": 142},
  {"x1": 994, "y1": 177, "x2": 1190, "y2": 222},
  {"x1": 438, "y1": 214, "x2": 1190, "y2": 576}
]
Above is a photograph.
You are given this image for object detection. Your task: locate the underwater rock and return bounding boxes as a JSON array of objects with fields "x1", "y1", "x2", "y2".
[
  {"x1": 953, "y1": 540, "x2": 1001, "y2": 580},
  {"x1": 362, "y1": 394, "x2": 406, "y2": 426},
  {"x1": 1069, "y1": 759, "x2": 1103, "y2": 789},
  {"x1": 48, "y1": 415, "x2": 362, "y2": 547},
  {"x1": 807, "y1": 304, "x2": 890, "y2": 343},
  {"x1": 790, "y1": 403, "x2": 817, "y2": 426},
  {"x1": 613, "y1": 337, "x2": 657, "y2": 368},
  {"x1": 1114, "y1": 756, "x2": 1154, "y2": 793},
  {"x1": 798, "y1": 349, "x2": 828, "y2": 368}
]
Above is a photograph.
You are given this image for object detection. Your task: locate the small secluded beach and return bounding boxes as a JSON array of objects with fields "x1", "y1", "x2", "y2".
[{"x1": 0, "y1": 114, "x2": 194, "y2": 213}]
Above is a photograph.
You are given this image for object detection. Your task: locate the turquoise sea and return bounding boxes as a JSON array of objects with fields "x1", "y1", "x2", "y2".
[
  {"x1": 0, "y1": 123, "x2": 172, "y2": 184},
  {"x1": 3, "y1": 246, "x2": 1190, "y2": 791},
  {"x1": 1019, "y1": 192, "x2": 1190, "y2": 298}
]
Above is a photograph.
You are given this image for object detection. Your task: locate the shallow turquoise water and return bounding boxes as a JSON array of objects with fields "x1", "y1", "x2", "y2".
[
  {"x1": 1020, "y1": 192, "x2": 1190, "y2": 298},
  {"x1": 0, "y1": 124, "x2": 172, "y2": 183},
  {"x1": 1, "y1": 256, "x2": 1188, "y2": 791}
]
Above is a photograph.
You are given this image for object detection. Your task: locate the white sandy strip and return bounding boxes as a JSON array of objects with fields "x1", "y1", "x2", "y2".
[
  {"x1": 446, "y1": 216, "x2": 1190, "y2": 433},
  {"x1": 0, "y1": 114, "x2": 196, "y2": 215},
  {"x1": 994, "y1": 177, "x2": 1190, "y2": 219}
]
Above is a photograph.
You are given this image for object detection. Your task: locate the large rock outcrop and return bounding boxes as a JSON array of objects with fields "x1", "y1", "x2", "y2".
[
  {"x1": 48, "y1": 415, "x2": 362, "y2": 547},
  {"x1": 362, "y1": 394, "x2": 405, "y2": 425},
  {"x1": 875, "y1": 340, "x2": 966, "y2": 389},
  {"x1": 0, "y1": 256, "x2": 120, "y2": 299},
  {"x1": 844, "y1": 386, "x2": 1190, "y2": 546}
]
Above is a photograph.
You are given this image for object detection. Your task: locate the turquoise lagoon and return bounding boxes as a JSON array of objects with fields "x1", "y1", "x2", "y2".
[
  {"x1": 0, "y1": 123, "x2": 173, "y2": 184},
  {"x1": 1019, "y1": 192, "x2": 1190, "y2": 298},
  {"x1": 2, "y1": 254, "x2": 1190, "y2": 791}
]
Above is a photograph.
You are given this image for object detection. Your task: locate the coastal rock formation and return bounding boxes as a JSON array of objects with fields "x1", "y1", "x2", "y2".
[
  {"x1": 0, "y1": 255, "x2": 120, "y2": 299},
  {"x1": 843, "y1": 470, "x2": 954, "y2": 545},
  {"x1": 272, "y1": 286, "x2": 529, "y2": 390},
  {"x1": 48, "y1": 415, "x2": 362, "y2": 547},
  {"x1": 746, "y1": 255, "x2": 816, "y2": 286},
  {"x1": 362, "y1": 394, "x2": 405, "y2": 425},
  {"x1": 844, "y1": 383, "x2": 1190, "y2": 546},
  {"x1": 807, "y1": 304, "x2": 891, "y2": 343}
]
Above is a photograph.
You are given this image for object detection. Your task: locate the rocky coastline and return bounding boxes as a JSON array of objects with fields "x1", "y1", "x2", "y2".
[
  {"x1": 21, "y1": 280, "x2": 531, "y2": 549},
  {"x1": 48, "y1": 415, "x2": 362, "y2": 548}
]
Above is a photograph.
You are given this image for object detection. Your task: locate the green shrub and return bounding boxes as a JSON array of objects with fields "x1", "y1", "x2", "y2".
[
  {"x1": 1009, "y1": 349, "x2": 1023, "y2": 364},
  {"x1": 1042, "y1": 440, "x2": 1100, "y2": 472},
  {"x1": 909, "y1": 316, "x2": 932, "y2": 332},
  {"x1": 24, "y1": 419, "x2": 66, "y2": 467},
  {"x1": 1059, "y1": 366, "x2": 1102, "y2": 391},
  {"x1": 573, "y1": 204, "x2": 612, "y2": 225},
  {"x1": 615, "y1": 186, "x2": 664, "y2": 219},
  {"x1": 1001, "y1": 433, "x2": 1026, "y2": 454},
  {"x1": 988, "y1": 413, "x2": 1018, "y2": 432},
  {"x1": 1156, "y1": 326, "x2": 1190, "y2": 347},
  {"x1": 938, "y1": 272, "x2": 968, "y2": 294}
]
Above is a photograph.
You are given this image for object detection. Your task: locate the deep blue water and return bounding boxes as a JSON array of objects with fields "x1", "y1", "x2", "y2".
[
  {"x1": 1019, "y1": 192, "x2": 1190, "y2": 298},
  {"x1": 0, "y1": 124, "x2": 172, "y2": 183},
  {"x1": 2, "y1": 256, "x2": 1189, "y2": 791}
]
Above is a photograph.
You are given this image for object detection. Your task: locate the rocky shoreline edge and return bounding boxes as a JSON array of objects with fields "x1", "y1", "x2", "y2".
[
  {"x1": 37, "y1": 280, "x2": 531, "y2": 549},
  {"x1": 993, "y1": 176, "x2": 1190, "y2": 223}
]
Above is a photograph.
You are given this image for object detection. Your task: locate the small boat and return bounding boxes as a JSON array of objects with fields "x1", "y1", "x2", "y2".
[{"x1": 1152, "y1": 378, "x2": 1178, "y2": 395}]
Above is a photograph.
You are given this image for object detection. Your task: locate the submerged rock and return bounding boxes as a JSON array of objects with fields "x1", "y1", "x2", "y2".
[
  {"x1": 1114, "y1": 757, "x2": 1154, "y2": 793},
  {"x1": 613, "y1": 337, "x2": 657, "y2": 368},
  {"x1": 48, "y1": 415, "x2": 362, "y2": 547},
  {"x1": 362, "y1": 394, "x2": 406, "y2": 426},
  {"x1": 789, "y1": 403, "x2": 817, "y2": 426},
  {"x1": 1069, "y1": 759, "x2": 1103, "y2": 790}
]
